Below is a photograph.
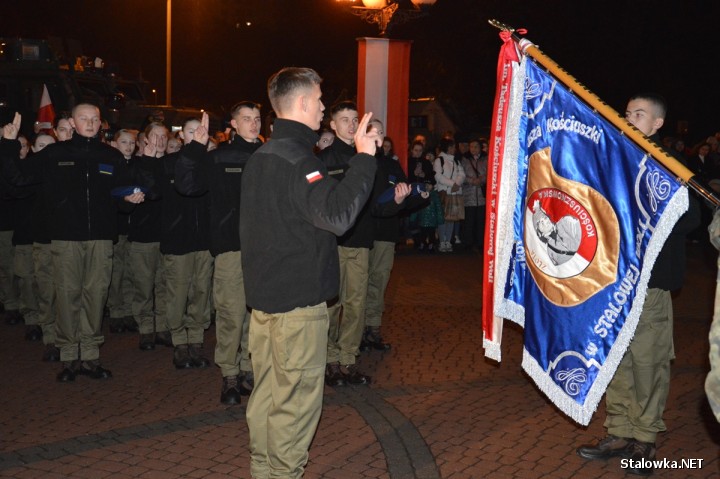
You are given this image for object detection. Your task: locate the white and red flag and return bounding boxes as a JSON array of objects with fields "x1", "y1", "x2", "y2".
[{"x1": 36, "y1": 84, "x2": 56, "y2": 131}]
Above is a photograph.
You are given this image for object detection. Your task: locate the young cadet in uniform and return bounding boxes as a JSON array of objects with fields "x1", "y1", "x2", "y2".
[
  {"x1": 142, "y1": 118, "x2": 213, "y2": 369},
  {"x1": 1, "y1": 106, "x2": 145, "y2": 382},
  {"x1": 576, "y1": 93, "x2": 700, "y2": 476},
  {"x1": 129, "y1": 123, "x2": 171, "y2": 350},
  {"x1": 0, "y1": 132, "x2": 23, "y2": 326},
  {"x1": 26, "y1": 134, "x2": 60, "y2": 360},
  {"x1": 319, "y1": 101, "x2": 374, "y2": 386},
  {"x1": 107, "y1": 130, "x2": 138, "y2": 334},
  {"x1": 14, "y1": 134, "x2": 56, "y2": 343},
  {"x1": 28, "y1": 134, "x2": 60, "y2": 361},
  {"x1": 175, "y1": 102, "x2": 263, "y2": 405},
  {"x1": 240, "y1": 67, "x2": 379, "y2": 479},
  {"x1": 363, "y1": 119, "x2": 424, "y2": 351}
]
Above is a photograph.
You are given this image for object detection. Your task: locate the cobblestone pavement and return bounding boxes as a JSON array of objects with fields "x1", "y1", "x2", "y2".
[{"x1": 1, "y1": 244, "x2": 718, "y2": 478}]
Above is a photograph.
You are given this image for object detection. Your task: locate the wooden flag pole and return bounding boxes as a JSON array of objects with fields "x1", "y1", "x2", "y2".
[{"x1": 489, "y1": 19, "x2": 720, "y2": 208}]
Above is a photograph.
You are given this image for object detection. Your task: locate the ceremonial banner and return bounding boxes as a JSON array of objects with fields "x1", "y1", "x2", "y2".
[
  {"x1": 481, "y1": 31, "x2": 525, "y2": 362},
  {"x1": 483, "y1": 44, "x2": 689, "y2": 425}
]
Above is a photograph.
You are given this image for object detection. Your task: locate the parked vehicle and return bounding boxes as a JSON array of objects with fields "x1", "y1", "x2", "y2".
[{"x1": 0, "y1": 37, "x2": 220, "y2": 136}]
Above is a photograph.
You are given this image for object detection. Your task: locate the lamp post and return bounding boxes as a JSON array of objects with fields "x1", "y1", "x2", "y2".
[{"x1": 166, "y1": 0, "x2": 172, "y2": 106}]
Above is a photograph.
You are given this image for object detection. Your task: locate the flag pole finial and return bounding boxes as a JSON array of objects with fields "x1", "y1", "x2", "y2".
[{"x1": 488, "y1": 19, "x2": 515, "y2": 33}]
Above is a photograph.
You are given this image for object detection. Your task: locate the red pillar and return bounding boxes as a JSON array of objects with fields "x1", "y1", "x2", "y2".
[{"x1": 357, "y1": 37, "x2": 412, "y2": 173}]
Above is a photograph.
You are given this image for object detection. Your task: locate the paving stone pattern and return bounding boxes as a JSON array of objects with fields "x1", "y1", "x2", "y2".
[{"x1": 1, "y1": 245, "x2": 718, "y2": 478}]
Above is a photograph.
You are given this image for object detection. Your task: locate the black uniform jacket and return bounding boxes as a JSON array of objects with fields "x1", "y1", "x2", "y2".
[
  {"x1": 240, "y1": 119, "x2": 377, "y2": 314},
  {"x1": 319, "y1": 137, "x2": 375, "y2": 248},
  {"x1": 175, "y1": 137, "x2": 261, "y2": 257},
  {"x1": 139, "y1": 149, "x2": 210, "y2": 255},
  {"x1": 372, "y1": 155, "x2": 427, "y2": 243},
  {"x1": 1, "y1": 135, "x2": 133, "y2": 242}
]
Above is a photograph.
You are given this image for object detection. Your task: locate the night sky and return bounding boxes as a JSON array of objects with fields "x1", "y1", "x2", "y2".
[{"x1": 3, "y1": 0, "x2": 719, "y2": 144}]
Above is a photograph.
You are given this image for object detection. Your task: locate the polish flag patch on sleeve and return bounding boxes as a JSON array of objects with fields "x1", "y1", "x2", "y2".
[{"x1": 306, "y1": 171, "x2": 323, "y2": 183}]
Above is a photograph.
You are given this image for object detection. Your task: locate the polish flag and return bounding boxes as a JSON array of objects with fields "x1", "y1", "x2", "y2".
[
  {"x1": 306, "y1": 171, "x2": 323, "y2": 183},
  {"x1": 36, "y1": 84, "x2": 56, "y2": 130}
]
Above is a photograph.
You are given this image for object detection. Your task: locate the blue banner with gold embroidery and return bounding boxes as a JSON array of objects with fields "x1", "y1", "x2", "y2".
[{"x1": 493, "y1": 57, "x2": 688, "y2": 425}]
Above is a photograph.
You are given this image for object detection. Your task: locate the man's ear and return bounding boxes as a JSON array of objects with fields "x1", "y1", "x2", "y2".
[
  {"x1": 230, "y1": 118, "x2": 238, "y2": 132},
  {"x1": 330, "y1": 120, "x2": 337, "y2": 132},
  {"x1": 179, "y1": 131, "x2": 185, "y2": 141},
  {"x1": 653, "y1": 117, "x2": 664, "y2": 132},
  {"x1": 68, "y1": 118, "x2": 76, "y2": 130}
]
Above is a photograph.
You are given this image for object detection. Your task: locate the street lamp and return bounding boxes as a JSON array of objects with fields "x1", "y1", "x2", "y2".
[
  {"x1": 166, "y1": 0, "x2": 172, "y2": 105},
  {"x1": 152, "y1": 88, "x2": 158, "y2": 105},
  {"x1": 337, "y1": 0, "x2": 437, "y2": 37}
]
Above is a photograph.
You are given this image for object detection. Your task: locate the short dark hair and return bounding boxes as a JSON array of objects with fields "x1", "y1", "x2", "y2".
[
  {"x1": 629, "y1": 92, "x2": 667, "y2": 119},
  {"x1": 439, "y1": 137, "x2": 455, "y2": 153},
  {"x1": 53, "y1": 111, "x2": 71, "y2": 128},
  {"x1": 330, "y1": 100, "x2": 357, "y2": 118},
  {"x1": 181, "y1": 117, "x2": 201, "y2": 129},
  {"x1": 230, "y1": 101, "x2": 262, "y2": 117},
  {"x1": 267, "y1": 67, "x2": 322, "y2": 115}
]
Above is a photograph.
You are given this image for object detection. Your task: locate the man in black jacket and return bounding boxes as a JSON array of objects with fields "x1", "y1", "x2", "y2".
[
  {"x1": 364, "y1": 120, "x2": 424, "y2": 351},
  {"x1": 0, "y1": 156, "x2": 21, "y2": 327},
  {"x1": 240, "y1": 67, "x2": 379, "y2": 479},
  {"x1": 1, "y1": 106, "x2": 144, "y2": 381},
  {"x1": 128, "y1": 122, "x2": 171, "y2": 351},
  {"x1": 175, "y1": 102, "x2": 262, "y2": 405},
  {"x1": 141, "y1": 118, "x2": 213, "y2": 370},
  {"x1": 319, "y1": 101, "x2": 375, "y2": 386},
  {"x1": 576, "y1": 94, "x2": 700, "y2": 476}
]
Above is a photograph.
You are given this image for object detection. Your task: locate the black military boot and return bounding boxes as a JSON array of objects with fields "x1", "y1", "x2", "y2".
[
  {"x1": 325, "y1": 362, "x2": 346, "y2": 387},
  {"x1": 220, "y1": 375, "x2": 241, "y2": 405},
  {"x1": 173, "y1": 345, "x2": 193, "y2": 369},
  {"x1": 576, "y1": 435, "x2": 635, "y2": 460},
  {"x1": 627, "y1": 440, "x2": 657, "y2": 476},
  {"x1": 360, "y1": 326, "x2": 391, "y2": 352},
  {"x1": 188, "y1": 343, "x2": 211, "y2": 368}
]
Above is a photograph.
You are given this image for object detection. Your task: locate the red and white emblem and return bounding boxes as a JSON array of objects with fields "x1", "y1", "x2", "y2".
[
  {"x1": 524, "y1": 188, "x2": 598, "y2": 279},
  {"x1": 306, "y1": 171, "x2": 323, "y2": 183}
]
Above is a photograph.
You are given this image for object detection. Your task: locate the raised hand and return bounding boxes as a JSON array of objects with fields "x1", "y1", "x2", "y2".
[
  {"x1": 2, "y1": 112, "x2": 21, "y2": 140},
  {"x1": 354, "y1": 112, "x2": 379, "y2": 156},
  {"x1": 143, "y1": 132, "x2": 159, "y2": 157},
  {"x1": 194, "y1": 112, "x2": 210, "y2": 145}
]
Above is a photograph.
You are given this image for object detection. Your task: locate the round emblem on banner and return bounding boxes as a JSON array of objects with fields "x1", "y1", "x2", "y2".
[
  {"x1": 524, "y1": 188, "x2": 598, "y2": 279},
  {"x1": 523, "y1": 147, "x2": 619, "y2": 307}
]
